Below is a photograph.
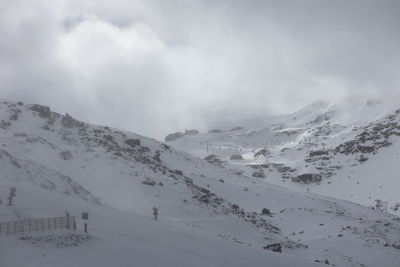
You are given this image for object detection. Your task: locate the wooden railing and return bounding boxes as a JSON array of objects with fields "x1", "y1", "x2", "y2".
[{"x1": 0, "y1": 216, "x2": 75, "y2": 235}]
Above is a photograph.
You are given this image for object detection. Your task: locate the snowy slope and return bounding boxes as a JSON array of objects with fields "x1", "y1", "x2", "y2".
[
  {"x1": 1, "y1": 99, "x2": 400, "y2": 267},
  {"x1": 1, "y1": 183, "x2": 319, "y2": 267},
  {"x1": 168, "y1": 99, "x2": 400, "y2": 214}
]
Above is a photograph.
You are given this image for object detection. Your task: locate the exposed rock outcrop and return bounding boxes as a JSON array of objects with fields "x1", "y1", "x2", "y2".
[
  {"x1": 165, "y1": 132, "x2": 184, "y2": 142},
  {"x1": 61, "y1": 114, "x2": 84, "y2": 128},
  {"x1": 230, "y1": 154, "x2": 243, "y2": 160},
  {"x1": 29, "y1": 104, "x2": 52, "y2": 119},
  {"x1": 59, "y1": 150, "x2": 73, "y2": 160},
  {"x1": 292, "y1": 173, "x2": 322, "y2": 184}
]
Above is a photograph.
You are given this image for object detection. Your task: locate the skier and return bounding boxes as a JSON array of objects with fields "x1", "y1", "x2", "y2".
[{"x1": 153, "y1": 207, "x2": 158, "y2": 220}]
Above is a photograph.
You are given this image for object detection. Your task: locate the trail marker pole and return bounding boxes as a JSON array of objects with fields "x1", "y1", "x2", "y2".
[
  {"x1": 65, "y1": 212, "x2": 70, "y2": 229},
  {"x1": 81, "y1": 212, "x2": 89, "y2": 233}
]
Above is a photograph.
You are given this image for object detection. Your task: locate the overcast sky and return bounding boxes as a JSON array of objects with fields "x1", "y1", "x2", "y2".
[{"x1": 0, "y1": 0, "x2": 399, "y2": 139}]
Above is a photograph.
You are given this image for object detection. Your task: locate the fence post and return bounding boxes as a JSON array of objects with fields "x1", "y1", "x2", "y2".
[{"x1": 66, "y1": 212, "x2": 70, "y2": 229}]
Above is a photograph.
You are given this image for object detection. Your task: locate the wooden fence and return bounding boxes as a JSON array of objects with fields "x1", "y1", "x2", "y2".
[{"x1": 0, "y1": 215, "x2": 75, "y2": 236}]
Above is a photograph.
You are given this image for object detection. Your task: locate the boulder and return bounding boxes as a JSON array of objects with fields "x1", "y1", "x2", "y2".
[
  {"x1": 59, "y1": 151, "x2": 73, "y2": 160},
  {"x1": 61, "y1": 114, "x2": 84, "y2": 128},
  {"x1": 261, "y1": 208, "x2": 271, "y2": 216},
  {"x1": 309, "y1": 150, "x2": 329, "y2": 157},
  {"x1": 252, "y1": 171, "x2": 266, "y2": 178},
  {"x1": 230, "y1": 126, "x2": 244, "y2": 131},
  {"x1": 174, "y1": 170, "x2": 183, "y2": 176},
  {"x1": 230, "y1": 154, "x2": 243, "y2": 160},
  {"x1": 125, "y1": 139, "x2": 141, "y2": 147},
  {"x1": 357, "y1": 154, "x2": 369, "y2": 163},
  {"x1": 254, "y1": 148, "x2": 270, "y2": 157},
  {"x1": 142, "y1": 179, "x2": 156, "y2": 186},
  {"x1": 263, "y1": 243, "x2": 282, "y2": 253},
  {"x1": 292, "y1": 173, "x2": 322, "y2": 184},
  {"x1": 204, "y1": 154, "x2": 223, "y2": 165}
]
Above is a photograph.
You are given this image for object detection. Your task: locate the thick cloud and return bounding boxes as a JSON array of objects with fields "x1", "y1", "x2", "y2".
[{"x1": 0, "y1": 0, "x2": 399, "y2": 139}]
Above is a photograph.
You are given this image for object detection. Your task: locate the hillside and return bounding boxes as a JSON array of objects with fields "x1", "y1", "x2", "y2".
[
  {"x1": 167, "y1": 99, "x2": 400, "y2": 214},
  {"x1": 1, "y1": 100, "x2": 400, "y2": 267}
]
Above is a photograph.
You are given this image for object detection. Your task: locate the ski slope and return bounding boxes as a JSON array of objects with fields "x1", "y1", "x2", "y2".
[
  {"x1": 1, "y1": 99, "x2": 400, "y2": 267},
  {"x1": 168, "y1": 99, "x2": 400, "y2": 215}
]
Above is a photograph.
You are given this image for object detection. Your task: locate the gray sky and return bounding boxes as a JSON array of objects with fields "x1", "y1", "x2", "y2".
[{"x1": 0, "y1": 0, "x2": 399, "y2": 139}]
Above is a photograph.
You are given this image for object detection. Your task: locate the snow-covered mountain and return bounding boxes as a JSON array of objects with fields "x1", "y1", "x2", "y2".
[
  {"x1": 167, "y1": 99, "x2": 400, "y2": 216},
  {"x1": 1, "y1": 99, "x2": 400, "y2": 267}
]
